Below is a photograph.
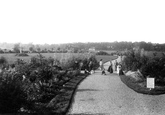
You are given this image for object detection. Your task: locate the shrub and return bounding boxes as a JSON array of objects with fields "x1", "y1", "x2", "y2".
[
  {"x1": 88, "y1": 55, "x2": 99, "y2": 70},
  {"x1": 59, "y1": 54, "x2": 98, "y2": 70},
  {"x1": 140, "y1": 57, "x2": 165, "y2": 78},
  {"x1": 0, "y1": 72, "x2": 27, "y2": 113},
  {"x1": 122, "y1": 49, "x2": 148, "y2": 72},
  {"x1": 60, "y1": 56, "x2": 77, "y2": 70},
  {"x1": 122, "y1": 49, "x2": 165, "y2": 84},
  {"x1": 0, "y1": 53, "x2": 89, "y2": 113},
  {"x1": 96, "y1": 51, "x2": 109, "y2": 55},
  {"x1": 0, "y1": 56, "x2": 7, "y2": 66}
]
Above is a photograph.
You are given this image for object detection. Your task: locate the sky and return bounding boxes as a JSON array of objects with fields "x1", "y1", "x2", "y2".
[{"x1": 0, "y1": 0, "x2": 165, "y2": 44}]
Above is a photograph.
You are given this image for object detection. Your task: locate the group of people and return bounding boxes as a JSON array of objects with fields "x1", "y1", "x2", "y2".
[
  {"x1": 79, "y1": 58, "x2": 123, "y2": 75},
  {"x1": 78, "y1": 60, "x2": 95, "y2": 74},
  {"x1": 99, "y1": 59, "x2": 121, "y2": 75}
]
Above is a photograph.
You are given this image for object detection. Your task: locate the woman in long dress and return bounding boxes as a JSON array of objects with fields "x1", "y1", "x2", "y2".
[
  {"x1": 99, "y1": 59, "x2": 103, "y2": 70},
  {"x1": 108, "y1": 61, "x2": 113, "y2": 73}
]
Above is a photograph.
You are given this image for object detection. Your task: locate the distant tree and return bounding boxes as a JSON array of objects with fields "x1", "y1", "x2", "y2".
[
  {"x1": 13, "y1": 43, "x2": 20, "y2": 53},
  {"x1": 96, "y1": 51, "x2": 109, "y2": 55},
  {"x1": 3, "y1": 49, "x2": 7, "y2": 53},
  {"x1": 73, "y1": 47, "x2": 79, "y2": 53},
  {"x1": 37, "y1": 47, "x2": 41, "y2": 53},
  {"x1": 57, "y1": 47, "x2": 60, "y2": 51},
  {"x1": 44, "y1": 48, "x2": 47, "y2": 52},
  {"x1": 0, "y1": 49, "x2": 4, "y2": 53},
  {"x1": 51, "y1": 48, "x2": 54, "y2": 52},
  {"x1": 29, "y1": 46, "x2": 34, "y2": 53}
]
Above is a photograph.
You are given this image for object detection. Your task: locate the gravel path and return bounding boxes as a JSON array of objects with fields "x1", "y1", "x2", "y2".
[{"x1": 68, "y1": 63, "x2": 165, "y2": 115}]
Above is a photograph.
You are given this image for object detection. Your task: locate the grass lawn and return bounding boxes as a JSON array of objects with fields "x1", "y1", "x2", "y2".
[
  {"x1": 0, "y1": 53, "x2": 56, "y2": 64},
  {"x1": 95, "y1": 55, "x2": 118, "y2": 63},
  {"x1": 0, "y1": 53, "x2": 86, "y2": 64}
]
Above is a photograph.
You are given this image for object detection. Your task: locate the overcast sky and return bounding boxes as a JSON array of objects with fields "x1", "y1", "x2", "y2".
[{"x1": 0, "y1": 0, "x2": 165, "y2": 44}]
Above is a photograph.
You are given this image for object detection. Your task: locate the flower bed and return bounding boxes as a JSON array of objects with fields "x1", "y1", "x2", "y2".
[
  {"x1": 120, "y1": 74, "x2": 165, "y2": 95},
  {"x1": 120, "y1": 49, "x2": 165, "y2": 95},
  {"x1": 0, "y1": 54, "x2": 96, "y2": 114}
]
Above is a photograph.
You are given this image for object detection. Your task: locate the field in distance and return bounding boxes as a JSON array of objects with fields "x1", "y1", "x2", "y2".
[{"x1": 0, "y1": 53, "x2": 118, "y2": 64}]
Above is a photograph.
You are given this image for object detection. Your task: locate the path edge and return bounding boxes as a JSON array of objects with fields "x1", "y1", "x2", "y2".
[{"x1": 64, "y1": 74, "x2": 89, "y2": 115}]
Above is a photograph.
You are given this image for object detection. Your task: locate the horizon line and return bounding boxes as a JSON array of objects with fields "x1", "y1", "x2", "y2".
[{"x1": 0, "y1": 41, "x2": 164, "y2": 45}]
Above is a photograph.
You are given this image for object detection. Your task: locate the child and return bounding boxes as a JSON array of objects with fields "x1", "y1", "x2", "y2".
[
  {"x1": 84, "y1": 69, "x2": 90, "y2": 74},
  {"x1": 102, "y1": 68, "x2": 106, "y2": 75}
]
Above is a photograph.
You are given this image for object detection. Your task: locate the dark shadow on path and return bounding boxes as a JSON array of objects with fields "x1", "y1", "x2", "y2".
[
  {"x1": 77, "y1": 89, "x2": 99, "y2": 92},
  {"x1": 68, "y1": 113, "x2": 107, "y2": 115}
]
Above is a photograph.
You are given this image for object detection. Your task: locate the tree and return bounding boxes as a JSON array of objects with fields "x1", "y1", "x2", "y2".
[
  {"x1": 29, "y1": 46, "x2": 34, "y2": 53},
  {"x1": 13, "y1": 43, "x2": 20, "y2": 53},
  {"x1": 37, "y1": 47, "x2": 41, "y2": 53}
]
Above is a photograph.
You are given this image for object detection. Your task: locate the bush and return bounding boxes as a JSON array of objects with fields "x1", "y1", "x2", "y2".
[
  {"x1": 88, "y1": 55, "x2": 99, "y2": 70},
  {"x1": 122, "y1": 49, "x2": 148, "y2": 72},
  {"x1": 140, "y1": 57, "x2": 165, "y2": 79},
  {"x1": 0, "y1": 53, "x2": 89, "y2": 113},
  {"x1": 59, "y1": 54, "x2": 99, "y2": 70},
  {"x1": 96, "y1": 51, "x2": 109, "y2": 55},
  {"x1": 0, "y1": 72, "x2": 27, "y2": 113},
  {"x1": 122, "y1": 49, "x2": 165, "y2": 84},
  {"x1": 0, "y1": 56, "x2": 7, "y2": 65}
]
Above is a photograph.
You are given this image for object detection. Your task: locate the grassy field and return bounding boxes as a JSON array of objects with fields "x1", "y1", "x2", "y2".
[
  {"x1": 96, "y1": 50, "x2": 116, "y2": 54},
  {"x1": 1, "y1": 50, "x2": 162, "y2": 64},
  {"x1": 95, "y1": 55, "x2": 117, "y2": 63},
  {"x1": 0, "y1": 53, "x2": 117, "y2": 64}
]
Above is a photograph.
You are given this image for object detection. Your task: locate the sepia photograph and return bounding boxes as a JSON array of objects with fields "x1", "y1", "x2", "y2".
[{"x1": 0, "y1": 0, "x2": 165, "y2": 115}]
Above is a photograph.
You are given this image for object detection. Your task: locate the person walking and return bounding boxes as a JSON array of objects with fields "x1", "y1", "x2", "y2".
[
  {"x1": 117, "y1": 63, "x2": 124, "y2": 75},
  {"x1": 99, "y1": 59, "x2": 106, "y2": 75},
  {"x1": 108, "y1": 61, "x2": 113, "y2": 73},
  {"x1": 114, "y1": 60, "x2": 118, "y2": 71},
  {"x1": 99, "y1": 59, "x2": 103, "y2": 70}
]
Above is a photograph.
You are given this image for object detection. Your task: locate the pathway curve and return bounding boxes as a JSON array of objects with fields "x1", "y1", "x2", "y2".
[{"x1": 68, "y1": 62, "x2": 165, "y2": 115}]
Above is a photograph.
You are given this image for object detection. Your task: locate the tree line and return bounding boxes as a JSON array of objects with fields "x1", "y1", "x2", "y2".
[{"x1": 0, "y1": 41, "x2": 165, "y2": 53}]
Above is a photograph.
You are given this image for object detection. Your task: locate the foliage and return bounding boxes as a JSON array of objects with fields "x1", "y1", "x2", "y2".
[
  {"x1": 0, "y1": 56, "x2": 8, "y2": 65},
  {"x1": 58, "y1": 53, "x2": 98, "y2": 70},
  {"x1": 122, "y1": 49, "x2": 165, "y2": 84},
  {"x1": 96, "y1": 51, "x2": 109, "y2": 55},
  {"x1": 0, "y1": 72, "x2": 27, "y2": 113},
  {"x1": 2, "y1": 41, "x2": 165, "y2": 54},
  {"x1": 13, "y1": 43, "x2": 20, "y2": 53},
  {"x1": 0, "y1": 49, "x2": 4, "y2": 53},
  {"x1": 140, "y1": 57, "x2": 165, "y2": 79},
  {"x1": 88, "y1": 55, "x2": 99, "y2": 70},
  {"x1": 0, "y1": 53, "x2": 96, "y2": 113},
  {"x1": 122, "y1": 49, "x2": 149, "y2": 72}
]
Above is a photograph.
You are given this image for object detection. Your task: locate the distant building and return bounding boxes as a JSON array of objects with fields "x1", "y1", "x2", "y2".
[{"x1": 88, "y1": 47, "x2": 96, "y2": 53}]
